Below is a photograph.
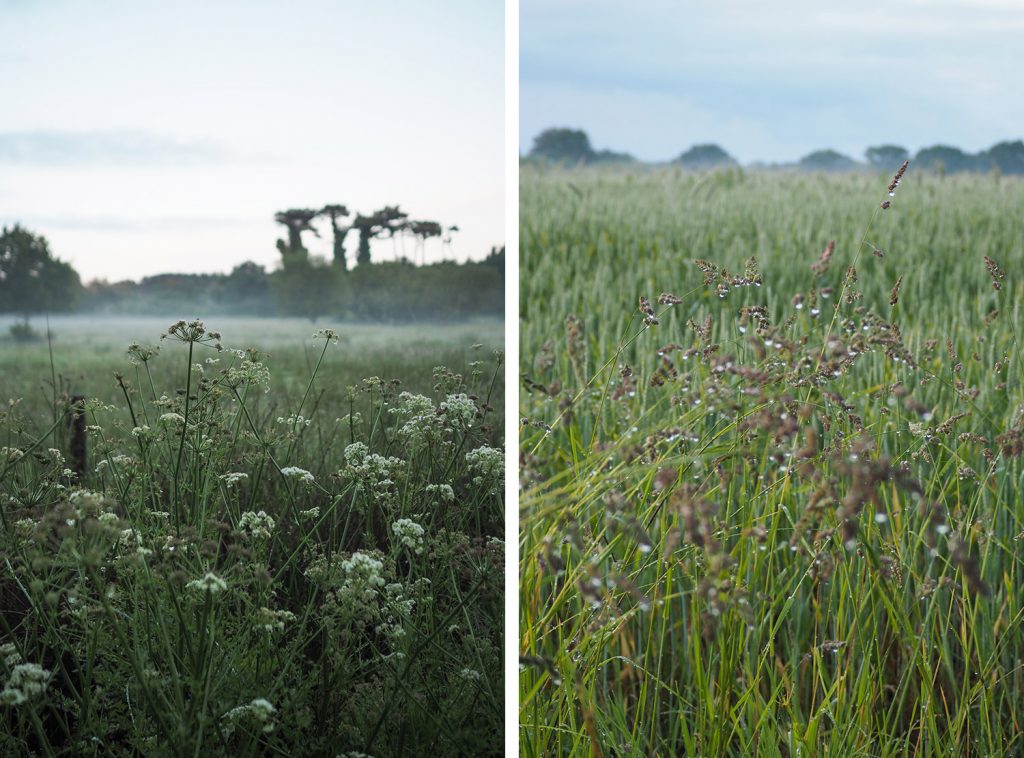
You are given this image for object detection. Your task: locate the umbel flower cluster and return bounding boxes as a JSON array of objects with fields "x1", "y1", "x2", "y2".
[{"x1": 0, "y1": 320, "x2": 504, "y2": 755}]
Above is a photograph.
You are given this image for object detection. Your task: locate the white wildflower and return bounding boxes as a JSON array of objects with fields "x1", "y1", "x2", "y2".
[
  {"x1": 440, "y1": 393, "x2": 477, "y2": 426},
  {"x1": 426, "y1": 483, "x2": 455, "y2": 503},
  {"x1": 238, "y1": 510, "x2": 275, "y2": 540},
  {"x1": 221, "y1": 698, "x2": 276, "y2": 735},
  {"x1": 256, "y1": 607, "x2": 297, "y2": 634},
  {"x1": 391, "y1": 519, "x2": 425, "y2": 554},
  {"x1": 187, "y1": 572, "x2": 227, "y2": 594},
  {"x1": 466, "y1": 446, "x2": 504, "y2": 493},
  {"x1": 220, "y1": 472, "x2": 248, "y2": 488},
  {"x1": 280, "y1": 466, "x2": 315, "y2": 485},
  {"x1": 1, "y1": 662, "x2": 53, "y2": 705},
  {"x1": 1, "y1": 642, "x2": 21, "y2": 668}
]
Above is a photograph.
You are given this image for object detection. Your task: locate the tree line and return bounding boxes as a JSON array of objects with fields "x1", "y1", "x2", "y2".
[
  {"x1": 525, "y1": 127, "x2": 1024, "y2": 174},
  {"x1": 0, "y1": 214, "x2": 502, "y2": 338}
]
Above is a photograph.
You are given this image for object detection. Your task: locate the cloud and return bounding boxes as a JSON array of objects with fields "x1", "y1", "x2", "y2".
[
  {"x1": 6, "y1": 214, "x2": 255, "y2": 232},
  {"x1": 0, "y1": 130, "x2": 229, "y2": 166}
]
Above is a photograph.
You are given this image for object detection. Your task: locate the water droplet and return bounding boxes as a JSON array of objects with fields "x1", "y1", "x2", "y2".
[{"x1": 874, "y1": 513, "x2": 889, "y2": 524}]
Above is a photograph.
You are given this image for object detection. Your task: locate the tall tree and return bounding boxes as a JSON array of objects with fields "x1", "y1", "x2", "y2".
[
  {"x1": 352, "y1": 206, "x2": 409, "y2": 266},
  {"x1": 273, "y1": 208, "x2": 320, "y2": 268},
  {"x1": 528, "y1": 128, "x2": 595, "y2": 165},
  {"x1": 319, "y1": 204, "x2": 352, "y2": 269},
  {"x1": 676, "y1": 144, "x2": 737, "y2": 170},
  {"x1": 0, "y1": 224, "x2": 82, "y2": 324},
  {"x1": 979, "y1": 140, "x2": 1024, "y2": 175},
  {"x1": 798, "y1": 149, "x2": 858, "y2": 172},
  {"x1": 407, "y1": 220, "x2": 443, "y2": 264},
  {"x1": 914, "y1": 145, "x2": 977, "y2": 174}
]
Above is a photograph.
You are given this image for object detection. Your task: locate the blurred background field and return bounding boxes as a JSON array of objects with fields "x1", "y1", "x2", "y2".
[
  {"x1": 519, "y1": 165, "x2": 1024, "y2": 755},
  {"x1": 0, "y1": 316, "x2": 503, "y2": 421}
]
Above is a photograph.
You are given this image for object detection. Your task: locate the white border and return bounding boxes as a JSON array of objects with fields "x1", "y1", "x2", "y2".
[{"x1": 504, "y1": 0, "x2": 520, "y2": 753}]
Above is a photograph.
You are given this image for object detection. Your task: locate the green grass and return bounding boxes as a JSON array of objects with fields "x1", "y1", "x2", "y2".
[
  {"x1": 519, "y1": 166, "x2": 1024, "y2": 756},
  {"x1": 0, "y1": 317, "x2": 504, "y2": 756}
]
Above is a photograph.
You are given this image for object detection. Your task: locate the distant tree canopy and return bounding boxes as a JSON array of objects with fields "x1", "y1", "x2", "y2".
[
  {"x1": 81, "y1": 254, "x2": 503, "y2": 322},
  {"x1": 979, "y1": 140, "x2": 1024, "y2": 174},
  {"x1": 0, "y1": 225, "x2": 82, "y2": 321},
  {"x1": 865, "y1": 145, "x2": 910, "y2": 168},
  {"x1": 527, "y1": 128, "x2": 635, "y2": 165},
  {"x1": 526, "y1": 126, "x2": 1024, "y2": 175},
  {"x1": 529, "y1": 128, "x2": 595, "y2": 164},
  {"x1": 675, "y1": 144, "x2": 737, "y2": 170},
  {"x1": 275, "y1": 204, "x2": 446, "y2": 270},
  {"x1": 913, "y1": 145, "x2": 977, "y2": 174},
  {"x1": 798, "y1": 149, "x2": 858, "y2": 172},
  {"x1": 273, "y1": 209, "x2": 320, "y2": 268}
]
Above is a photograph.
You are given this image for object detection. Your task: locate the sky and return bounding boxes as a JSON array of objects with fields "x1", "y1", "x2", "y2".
[
  {"x1": 0, "y1": 0, "x2": 503, "y2": 282},
  {"x1": 521, "y1": 0, "x2": 1024, "y2": 164}
]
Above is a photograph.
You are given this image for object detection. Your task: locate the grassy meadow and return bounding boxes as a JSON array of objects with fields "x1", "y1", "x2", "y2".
[
  {"x1": 519, "y1": 166, "x2": 1024, "y2": 755},
  {"x1": 0, "y1": 316, "x2": 504, "y2": 756}
]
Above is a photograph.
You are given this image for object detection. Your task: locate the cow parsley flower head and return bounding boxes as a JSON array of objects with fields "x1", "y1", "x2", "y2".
[
  {"x1": 342, "y1": 443, "x2": 405, "y2": 507},
  {"x1": 391, "y1": 519, "x2": 425, "y2": 554},
  {"x1": 221, "y1": 698, "x2": 277, "y2": 736},
  {"x1": 187, "y1": 572, "x2": 227, "y2": 594},
  {"x1": 280, "y1": 466, "x2": 315, "y2": 485},
  {"x1": 440, "y1": 393, "x2": 477, "y2": 427},
  {"x1": 466, "y1": 445, "x2": 504, "y2": 493},
  {"x1": 224, "y1": 359, "x2": 271, "y2": 390},
  {"x1": 238, "y1": 510, "x2": 275, "y2": 540},
  {"x1": 220, "y1": 472, "x2": 248, "y2": 488},
  {"x1": 425, "y1": 483, "x2": 455, "y2": 503},
  {"x1": 312, "y1": 328, "x2": 340, "y2": 343},
  {"x1": 1, "y1": 662, "x2": 53, "y2": 705},
  {"x1": 256, "y1": 607, "x2": 296, "y2": 634}
]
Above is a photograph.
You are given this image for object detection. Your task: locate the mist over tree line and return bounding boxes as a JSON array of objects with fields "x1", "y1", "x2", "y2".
[
  {"x1": 525, "y1": 127, "x2": 1024, "y2": 174},
  {"x1": 0, "y1": 203, "x2": 503, "y2": 335}
]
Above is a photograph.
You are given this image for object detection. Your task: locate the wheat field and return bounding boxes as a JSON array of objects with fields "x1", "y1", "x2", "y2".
[{"x1": 519, "y1": 166, "x2": 1024, "y2": 756}]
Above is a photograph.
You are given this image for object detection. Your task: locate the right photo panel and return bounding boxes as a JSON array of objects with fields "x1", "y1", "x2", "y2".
[{"x1": 518, "y1": 1, "x2": 1024, "y2": 755}]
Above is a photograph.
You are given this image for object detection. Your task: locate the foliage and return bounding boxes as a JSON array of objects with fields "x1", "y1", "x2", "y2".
[
  {"x1": 979, "y1": 140, "x2": 1024, "y2": 175},
  {"x1": 528, "y1": 128, "x2": 596, "y2": 165},
  {"x1": 865, "y1": 144, "x2": 910, "y2": 168},
  {"x1": 0, "y1": 321, "x2": 504, "y2": 756},
  {"x1": 520, "y1": 164, "x2": 1024, "y2": 755},
  {"x1": 798, "y1": 148, "x2": 859, "y2": 172},
  {"x1": 0, "y1": 225, "x2": 82, "y2": 321},
  {"x1": 80, "y1": 254, "x2": 503, "y2": 322},
  {"x1": 675, "y1": 143, "x2": 737, "y2": 170},
  {"x1": 913, "y1": 144, "x2": 979, "y2": 174},
  {"x1": 274, "y1": 209, "x2": 320, "y2": 269}
]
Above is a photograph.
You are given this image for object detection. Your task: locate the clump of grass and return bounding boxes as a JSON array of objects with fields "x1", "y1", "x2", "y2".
[
  {"x1": 520, "y1": 163, "x2": 1023, "y2": 755},
  {"x1": 0, "y1": 322, "x2": 504, "y2": 756}
]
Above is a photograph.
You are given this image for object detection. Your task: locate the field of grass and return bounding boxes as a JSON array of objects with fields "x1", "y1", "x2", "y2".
[
  {"x1": 519, "y1": 166, "x2": 1024, "y2": 755},
  {"x1": 0, "y1": 316, "x2": 504, "y2": 756}
]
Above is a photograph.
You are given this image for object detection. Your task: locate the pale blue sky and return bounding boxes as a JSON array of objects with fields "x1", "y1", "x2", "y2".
[
  {"x1": 521, "y1": 0, "x2": 1024, "y2": 164},
  {"x1": 1, "y1": 0, "x2": 503, "y2": 281}
]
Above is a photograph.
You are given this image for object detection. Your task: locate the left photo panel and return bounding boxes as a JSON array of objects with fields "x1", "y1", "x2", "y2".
[{"x1": 0, "y1": 2, "x2": 505, "y2": 756}]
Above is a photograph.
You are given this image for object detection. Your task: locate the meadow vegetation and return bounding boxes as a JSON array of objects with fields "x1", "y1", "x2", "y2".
[
  {"x1": 0, "y1": 318, "x2": 504, "y2": 756},
  {"x1": 519, "y1": 165, "x2": 1024, "y2": 755}
]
